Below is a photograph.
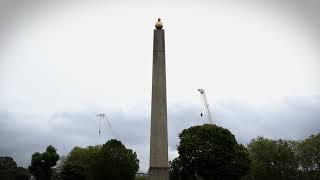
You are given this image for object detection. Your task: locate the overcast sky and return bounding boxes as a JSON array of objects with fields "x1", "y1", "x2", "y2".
[{"x1": 1, "y1": 0, "x2": 320, "y2": 172}]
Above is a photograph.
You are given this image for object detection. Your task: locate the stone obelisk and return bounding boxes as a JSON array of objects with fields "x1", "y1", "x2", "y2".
[{"x1": 148, "y1": 18, "x2": 169, "y2": 180}]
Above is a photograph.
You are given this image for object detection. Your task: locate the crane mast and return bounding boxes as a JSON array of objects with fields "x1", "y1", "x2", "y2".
[{"x1": 198, "y1": 89, "x2": 213, "y2": 124}]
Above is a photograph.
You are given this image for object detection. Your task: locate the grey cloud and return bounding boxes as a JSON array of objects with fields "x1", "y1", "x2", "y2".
[
  {"x1": 250, "y1": 0, "x2": 320, "y2": 43},
  {"x1": 1, "y1": 95, "x2": 320, "y2": 171},
  {"x1": 1, "y1": 0, "x2": 320, "y2": 173},
  {"x1": 0, "y1": 109, "x2": 152, "y2": 169},
  {"x1": 215, "y1": 96, "x2": 320, "y2": 143},
  {"x1": 2, "y1": 0, "x2": 320, "y2": 34}
]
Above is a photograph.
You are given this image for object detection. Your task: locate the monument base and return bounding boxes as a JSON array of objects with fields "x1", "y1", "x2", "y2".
[{"x1": 148, "y1": 167, "x2": 169, "y2": 180}]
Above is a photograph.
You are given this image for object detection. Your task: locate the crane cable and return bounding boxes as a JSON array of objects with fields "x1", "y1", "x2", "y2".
[
  {"x1": 200, "y1": 94, "x2": 207, "y2": 123},
  {"x1": 97, "y1": 113, "x2": 121, "y2": 141},
  {"x1": 97, "y1": 114, "x2": 103, "y2": 136},
  {"x1": 103, "y1": 116, "x2": 121, "y2": 141},
  {"x1": 198, "y1": 89, "x2": 214, "y2": 124}
]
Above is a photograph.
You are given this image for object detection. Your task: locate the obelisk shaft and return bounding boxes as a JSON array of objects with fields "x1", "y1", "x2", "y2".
[{"x1": 148, "y1": 25, "x2": 169, "y2": 180}]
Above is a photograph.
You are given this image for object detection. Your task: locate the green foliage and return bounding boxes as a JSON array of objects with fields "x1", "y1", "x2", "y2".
[
  {"x1": 60, "y1": 162, "x2": 86, "y2": 180},
  {"x1": 63, "y1": 139, "x2": 139, "y2": 180},
  {"x1": 29, "y1": 145, "x2": 60, "y2": 180},
  {"x1": 64, "y1": 145, "x2": 101, "y2": 173},
  {"x1": 89, "y1": 139, "x2": 139, "y2": 180},
  {"x1": 247, "y1": 137, "x2": 299, "y2": 179},
  {"x1": 60, "y1": 145, "x2": 100, "y2": 179},
  {"x1": 230, "y1": 144, "x2": 251, "y2": 178},
  {"x1": 14, "y1": 167, "x2": 30, "y2": 180},
  {"x1": 0, "y1": 157, "x2": 17, "y2": 180},
  {"x1": 245, "y1": 133, "x2": 320, "y2": 179},
  {"x1": 297, "y1": 133, "x2": 320, "y2": 177},
  {"x1": 169, "y1": 157, "x2": 183, "y2": 180},
  {"x1": 135, "y1": 176, "x2": 147, "y2": 180},
  {"x1": 0, "y1": 157, "x2": 17, "y2": 170},
  {"x1": 170, "y1": 124, "x2": 250, "y2": 180}
]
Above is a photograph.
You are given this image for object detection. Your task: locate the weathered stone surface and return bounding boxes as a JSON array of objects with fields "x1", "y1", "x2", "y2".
[
  {"x1": 149, "y1": 167, "x2": 169, "y2": 180},
  {"x1": 148, "y1": 27, "x2": 169, "y2": 180}
]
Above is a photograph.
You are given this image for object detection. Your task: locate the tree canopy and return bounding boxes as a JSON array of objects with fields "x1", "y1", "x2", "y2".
[
  {"x1": 246, "y1": 133, "x2": 320, "y2": 179},
  {"x1": 0, "y1": 157, "x2": 17, "y2": 180},
  {"x1": 29, "y1": 145, "x2": 60, "y2": 180},
  {"x1": 14, "y1": 167, "x2": 30, "y2": 180},
  {"x1": 247, "y1": 137, "x2": 299, "y2": 179},
  {"x1": 60, "y1": 162, "x2": 86, "y2": 180},
  {"x1": 62, "y1": 139, "x2": 139, "y2": 180},
  {"x1": 0, "y1": 157, "x2": 17, "y2": 170},
  {"x1": 297, "y1": 133, "x2": 320, "y2": 178},
  {"x1": 170, "y1": 124, "x2": 250, "y2": 180}
]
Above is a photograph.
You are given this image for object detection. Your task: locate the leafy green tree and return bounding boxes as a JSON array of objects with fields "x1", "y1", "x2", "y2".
[
  {"x1": 29, "y1": 152, "x2": 43, "y2": 180},
  {"x1": 0, "y1": 157, "x2": 17, "y2": 170},
  {"x1": 170, "y1": 124, "x2": 250, "y2": 180},
  {"x1": 297, "y1": 133, "x2": 320, "y2": 178},
  {"x1": 29, "y1": 145, "x2": 60, "y2": 180},
  {"x1": 0, "y1": 157, "x2": 17, "y2": 180},
  {"x1": 61, "y1": 145, "x2": 101, "y2": 179},
  {"x1": 14, "y1": 167, "x2": 30, "y2": 180},
  {"x1": 169, "y1": 158, "x2": 184, "y2": 180},
  {"x1": 60, "y1": 162, "x2": 86, "y2": 180},
  {"x1": 88, "y1": 139, "x2": 139, "y2": 180},
  {"x1": 67, "y1": 145, "x2": 101, "y2": 169},
  {"x1": 247, "y1": 137, "x2": 298, "y2": 179},
  {"x1": 63, "y1": 139, "x2": 139, "y2": 180},
  {"x1": 229, "y1": 144, "x2": 251, "y2": 178}
]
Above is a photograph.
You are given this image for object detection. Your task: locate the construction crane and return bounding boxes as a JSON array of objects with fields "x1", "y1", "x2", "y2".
[
  {"x1": 96, "y1": 113, "x2": 121, "y2": 140},
  {"x1": 198, "y1": 89, "x2": 214, "y2": 124}
]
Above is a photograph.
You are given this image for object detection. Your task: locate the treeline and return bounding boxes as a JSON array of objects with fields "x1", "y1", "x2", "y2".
[
  {"x1": 1, "y1": 124, "x2": 319, "y2": 180},
  {"x1": 0, "y1": 140, "x2": 139, "y2": 180},
  {"x1": 169, "y1": 124, "x2": 320, "y2": 180},
  {"x1": 57, "y1": 139, "x2": 139, "y2": 180},
  {"x1": 245, "y1": 135, "x2": 320, "y2": 179},
  {"x1": 0, "y1": 157, "x2": 30, "y2": 180}
]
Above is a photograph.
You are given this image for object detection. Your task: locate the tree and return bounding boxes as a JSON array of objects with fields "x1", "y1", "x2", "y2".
[
  {"x1": 66, "y1": 145, "x2": 101, "y2": 171},
  {"x1": 62, "y1": 139, "x2": 139, "y2": 180},
  {"x1": 29, "y1": 145, "x2": 60, "y2": 180},
  {"x1": 170, "y1": 124, "x2": 250, "y2": 180},
  {"x1": 297, "y1": 133, "x2": 320, "y2": 178},
  {"x1": 247, "y1": 137, "x2": 299, "y2": 179},
  {"x1": 88, "y1": 139, "x2": 139, "y2": 180},
  {"x1": 229, "y1": 144, "x2": 251, "y2": 178},
  {"x1": 61, "y1": 145, "x2": 101, "y2": 179},
  {"x1": 0, "y1": 157, "x2": 17, "y2": 180},
  {"x1": 169, "y1": 158, "x2": 184, "y2": 180},
  {"x1": 60, "y1": 162, "x2": 86, "y2": 180},
  {"x1": 14, "y1": 167, "x2": 30, "y2": 180},
  {"x1": 0, "y1": 157, "x2": 17, "y2": 170}
]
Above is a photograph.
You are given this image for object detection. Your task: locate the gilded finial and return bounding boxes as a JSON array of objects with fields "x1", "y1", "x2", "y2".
[{"x1": 155, "y1": 18, "x2": 163, "y2": 29}]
